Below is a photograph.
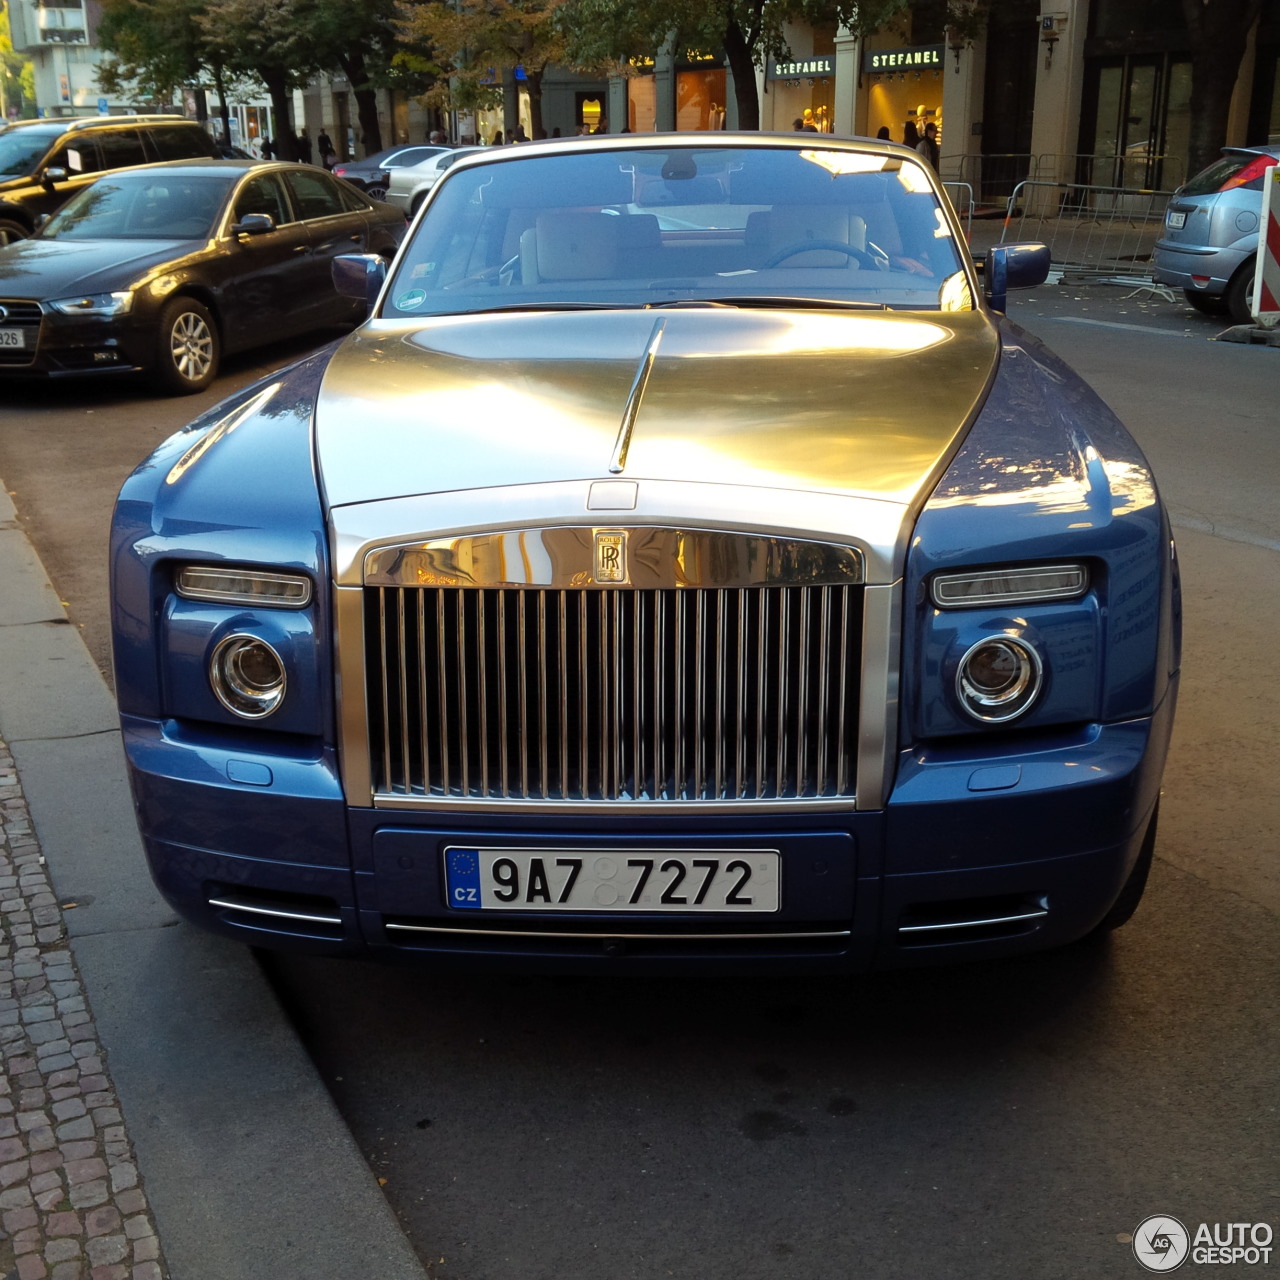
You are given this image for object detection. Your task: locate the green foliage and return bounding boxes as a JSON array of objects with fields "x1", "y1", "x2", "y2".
[{"x1": 396, "y1": 0, "x2": 568, "y2": 111}]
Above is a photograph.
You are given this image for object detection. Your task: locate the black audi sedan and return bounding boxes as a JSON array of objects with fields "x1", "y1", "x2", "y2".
[{"x1": 0, "y1": 159, "x2": 406, "y2": 394}]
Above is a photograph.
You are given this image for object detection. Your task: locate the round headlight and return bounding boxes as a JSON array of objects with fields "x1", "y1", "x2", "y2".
[
  {"x1": 210, "y1": 634, "x2": 286, "y2": 718},
  {"x1": 955, "y1": 635, "x2": 1042, "y2": 723}
]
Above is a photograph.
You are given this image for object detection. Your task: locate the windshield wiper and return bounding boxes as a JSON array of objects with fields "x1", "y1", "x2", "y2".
[
  {"x1": 452, "y1": 302, "x2": 645, "y2": 316},
  {"x1": 645, "y1": 296, "x2": 890, "y2": 311}
]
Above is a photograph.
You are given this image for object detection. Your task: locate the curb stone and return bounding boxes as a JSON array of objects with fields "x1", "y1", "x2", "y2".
[{"x1": 0, "y1": 739, "x2": 166, "y2": 1280}]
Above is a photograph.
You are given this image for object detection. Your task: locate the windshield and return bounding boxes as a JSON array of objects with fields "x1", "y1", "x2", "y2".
[
  {"x1": 383, "y1": 145, "x2": 971, "y2": 317},
  {"x1": 0, "y1": 128, "x2": 60, "y2": 179},
  {"x1": 42, "y1": 174, "x2": 230, "y2": 240}
]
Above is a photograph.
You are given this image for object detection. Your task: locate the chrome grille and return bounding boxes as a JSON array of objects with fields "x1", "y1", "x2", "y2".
[
  {"x1": 0, "y1": 300, "x2": 41, "y2": 368},
  {"x1": 365, "y1": 585, "x2": 863, "y2": 803}
]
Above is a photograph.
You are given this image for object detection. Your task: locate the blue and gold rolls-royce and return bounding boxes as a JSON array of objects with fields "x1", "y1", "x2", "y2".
[{"x1": 110, "y1": 134, "x2": 1179, "y2": 971}]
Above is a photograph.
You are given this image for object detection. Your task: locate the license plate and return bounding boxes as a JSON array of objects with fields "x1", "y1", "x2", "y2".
[
  {"x1": 0, "y1": 328, "x2": 28, "y2": 349},
  {"x1": 1166, "y1": 210, "x2": 1186, "y2": 229},
  {"x1": 444, "y1": 847, "x2": 780, "y2": 913}
]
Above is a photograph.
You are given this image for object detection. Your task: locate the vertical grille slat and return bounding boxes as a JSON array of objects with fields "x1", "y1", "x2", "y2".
[{"x1": 366, "y1": 584, "x2": 863, "y2": 804}]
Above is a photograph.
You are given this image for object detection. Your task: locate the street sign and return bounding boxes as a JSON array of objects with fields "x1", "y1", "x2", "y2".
[{"x1": 1251, "y1": 164, "x2": 1280, "y2": 329}]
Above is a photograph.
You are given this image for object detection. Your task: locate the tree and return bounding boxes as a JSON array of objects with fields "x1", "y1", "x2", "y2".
[
  {"x1": 1181, "y1": 0, "x2": 1266, "y2": 177},
  {"x1": 398, "y1": 0, "x2": 579, "y2": 140},
  {"x1": 296, "y1": 0, "x2": 415, "y2": 154},
  {"x1": 97, "y1": 0, "x2": 252, "y2": 147}
]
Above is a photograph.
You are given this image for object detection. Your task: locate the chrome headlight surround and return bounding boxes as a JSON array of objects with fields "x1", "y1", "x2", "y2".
[
  {"x1": 177, "y1": 566, "x2": 312, "y2": 609},
  {"x1": 955, "y1": 634, "x2": 1043, "y2": 723},
  {"x1": 48, "y1": 291, "x2": 134, "y2": 317},
  {"x1": 931, "y1": 564, "x2": 1088, "y2": 609},
  {"x1": 209, "y1": 634, "x2": 287, "y2": 719}
]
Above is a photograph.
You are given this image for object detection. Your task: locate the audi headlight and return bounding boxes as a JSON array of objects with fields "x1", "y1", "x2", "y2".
[
  {"x1": 210, "y1": 634, "x2": 287, "y2": 719},
  {"x1": 49, "y1": 291, "x2": 134, "y2": 317},
  {"x1": 955, "y1": 635, "x2": 1043, "y2": 723}
]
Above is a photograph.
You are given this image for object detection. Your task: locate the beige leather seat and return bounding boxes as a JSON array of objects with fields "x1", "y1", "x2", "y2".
[
  {"x1": 521, "y1": 212, "x2": 621, "y2": 284},
  {"x1": 748, "y1": 206, "x2": 868, "y2": 267}
]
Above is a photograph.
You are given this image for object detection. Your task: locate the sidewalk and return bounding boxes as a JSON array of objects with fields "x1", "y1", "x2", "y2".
[{"x1": 0, "y1": 485, "x2": 429, "y2": 1280}]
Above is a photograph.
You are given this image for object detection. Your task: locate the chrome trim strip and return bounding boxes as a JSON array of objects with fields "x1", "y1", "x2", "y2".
[
  {"x1": 384, "y1": 922, "x2": 852, "y2": 941},
  {"x1": 363, "y1": 526, "x2": 864, "y2": 591},
  {"x1": 336, "y1": 585, "x2": 373, "y2": 805},
  {"x1": 371, "y1": 794, "x2": 859, "y2": 813},
  {"x1": 609, "y1": 317, "x2": 665, "y2": 474},
  {"x1": 898, "y1": 908, "x2": 1049, "y2": 934},
  {"x1": 854, "y1": 581, "x2": 901, "y2": 811},
  {"x1": 208, "y1": 899, "x2": 343, "y2": 926}
]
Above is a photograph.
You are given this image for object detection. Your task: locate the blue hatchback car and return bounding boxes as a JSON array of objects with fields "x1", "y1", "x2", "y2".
[{"x1": 110, "y1": 134, "x2": 1180, "y2": 973}]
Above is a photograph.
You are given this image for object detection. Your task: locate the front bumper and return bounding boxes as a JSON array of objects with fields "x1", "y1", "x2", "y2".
[
  {"x1": 0, "y1": 309, "x2": 154, "y2": 378},
  {"x1": 122, "y1": 689, "x2": 1175, "y2": 973}
]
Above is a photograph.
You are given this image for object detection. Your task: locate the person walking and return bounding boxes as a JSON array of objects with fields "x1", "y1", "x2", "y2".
[
  {"x1": 915, "y1": 121, "x2": 940, "y2": 171},
  {"x1": 317, "y1": 129, "x2": 336, "y2": 169},
  {"x1": 297, "y1": 128, "x2": 313, "y2": 165}
]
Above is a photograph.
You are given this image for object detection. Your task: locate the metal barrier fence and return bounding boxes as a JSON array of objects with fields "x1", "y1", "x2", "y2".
[
  {"x1": 1037, "y1": 152, "x2": 1187, "y2": 191},
  {"x1": 999, "y1": 180, "x2": 1175, "y2": 283},
  {"x1": 940, "y1": 152, "x2": 1187, "y2": 205},
  {"x1": 940, "y1": 154, "x2": 1032, "y2": 203},
  {"x1": 941, "y1": 181, "x2": 974, "y2": 238}
]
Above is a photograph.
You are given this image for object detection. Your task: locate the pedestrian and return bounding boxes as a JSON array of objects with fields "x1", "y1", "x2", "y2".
[
  {"x1": 875, "y1": 126, "x2": 891, "y2": 141},
  {"x1": 490, "y1": 130, "x2": 504, "y2": 146},
  {"x1": 260, "y1": 136, "x2": 276, "y2": 159},
  {"x1": 317, "y1": 129, "x2": 336, "y2": 169},
  {"x1": 915, "y1": 121, "x2": 940, "y2": 171},
  {"x1": 903, "y1": 120, "x2": 920, "y2": 149},
  {"x1": 428, "y1": 129, "x2": 447, "y2": 145},
  {"x1": 297, "y1": 128, "x2": 313, "y2": 165}
]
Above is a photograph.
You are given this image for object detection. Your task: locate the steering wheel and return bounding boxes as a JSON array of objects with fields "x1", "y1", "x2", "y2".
[{"x1": 763, "y1": 240, "x2": 880, "y2": 269}]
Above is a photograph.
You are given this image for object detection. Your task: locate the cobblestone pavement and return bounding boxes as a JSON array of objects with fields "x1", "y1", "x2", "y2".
[{"x1": 0, "y1": 739, "x2": 166, "y2": 1280}]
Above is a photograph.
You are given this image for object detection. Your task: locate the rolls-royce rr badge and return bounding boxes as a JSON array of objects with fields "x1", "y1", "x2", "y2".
[{"x1": 593, "y1": 530, "x2": 628, "y2": 583}]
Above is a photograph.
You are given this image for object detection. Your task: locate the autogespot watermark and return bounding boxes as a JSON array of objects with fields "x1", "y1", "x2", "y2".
[{"x1": 1125, "y1": 1216, "x2": 1274, "y2": 1272}]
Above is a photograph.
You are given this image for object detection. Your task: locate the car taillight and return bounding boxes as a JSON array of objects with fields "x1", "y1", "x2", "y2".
[
  {"x1": 1220, "y1": 155, "x2": 1277, "y2": 191},
  {"x1": 333, "y1": 165, "x2": 347, "y2": 176}
]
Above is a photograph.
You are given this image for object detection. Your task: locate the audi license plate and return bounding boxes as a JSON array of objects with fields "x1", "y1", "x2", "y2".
[
  {"x1": 1166, "y1": 210, "x2": 1186, "y2": 229},
  {"x1": 0, "y1": 328, "x2": 28, "y2": 349},
  {"x1": 444, "y1": 848, "x2": 780, "y2": 913}
]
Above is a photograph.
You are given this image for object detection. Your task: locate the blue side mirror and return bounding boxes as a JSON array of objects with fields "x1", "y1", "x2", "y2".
[
  {"x1": 333, "y1": 253, "x2": 387, "y2": 308},
  {"x1": 984, "y1": 243, "x2": 1051, "y2": 313}
]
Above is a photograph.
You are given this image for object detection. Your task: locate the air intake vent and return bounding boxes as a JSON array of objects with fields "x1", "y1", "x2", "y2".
[
  {"x1": 207, "y1": 885, "x2": 345, "y2": 941},
  {"x1": 897, "y1": 894, "x2": 1048, "y2": 946}
]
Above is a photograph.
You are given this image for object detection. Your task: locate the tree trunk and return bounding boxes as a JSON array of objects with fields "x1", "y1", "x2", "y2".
[
  {"x1": 337, "y1": 50, "x2": 384, "y2": 153},
  {"x1": 261, "y1": 67, "x2": 297, "y2": 162},
  {"x1": 722, "y1": 17, "x2": 759, "y2": 131},
  {"x1": 212, "y1": 61, "x2": 231, "y2": 150},
  {"x1": 1181, "y1": 0, "x2": 1263, "y2": 177}
]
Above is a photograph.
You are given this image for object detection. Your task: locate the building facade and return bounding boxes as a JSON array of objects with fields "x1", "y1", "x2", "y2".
[{"x1": 605, "y1": 0, "x2": 1279, "y2": 204}]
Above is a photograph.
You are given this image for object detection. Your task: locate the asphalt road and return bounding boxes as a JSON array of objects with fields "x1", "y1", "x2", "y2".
[{"x1": 0, "y1": 288, "x2": 1276, "y2": 1280}]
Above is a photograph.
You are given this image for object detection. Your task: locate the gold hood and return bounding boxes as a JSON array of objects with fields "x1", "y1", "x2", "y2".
[{"x1": 315, "y1": 307, "x2": 999, "y2": 511}]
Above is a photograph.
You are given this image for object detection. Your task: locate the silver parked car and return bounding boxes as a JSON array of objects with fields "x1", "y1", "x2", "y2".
[
  {"x1": 385, "y1": 146, "x2": 482, "y2": 216},
  {"x1": 1152, "y1": 144, "x2": 1279, "y2": 322}
]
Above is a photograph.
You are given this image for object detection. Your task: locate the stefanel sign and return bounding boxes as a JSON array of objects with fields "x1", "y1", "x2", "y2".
[
  {"x1": 863, "y1": 44, "x2": 944, "y2": 74},
  {"x1": 1251, "y1": 163, "x2": 1280, "y2": 328},
  {"x1": 768, "y1": 56, "x2": 835, "y2": 81}
]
